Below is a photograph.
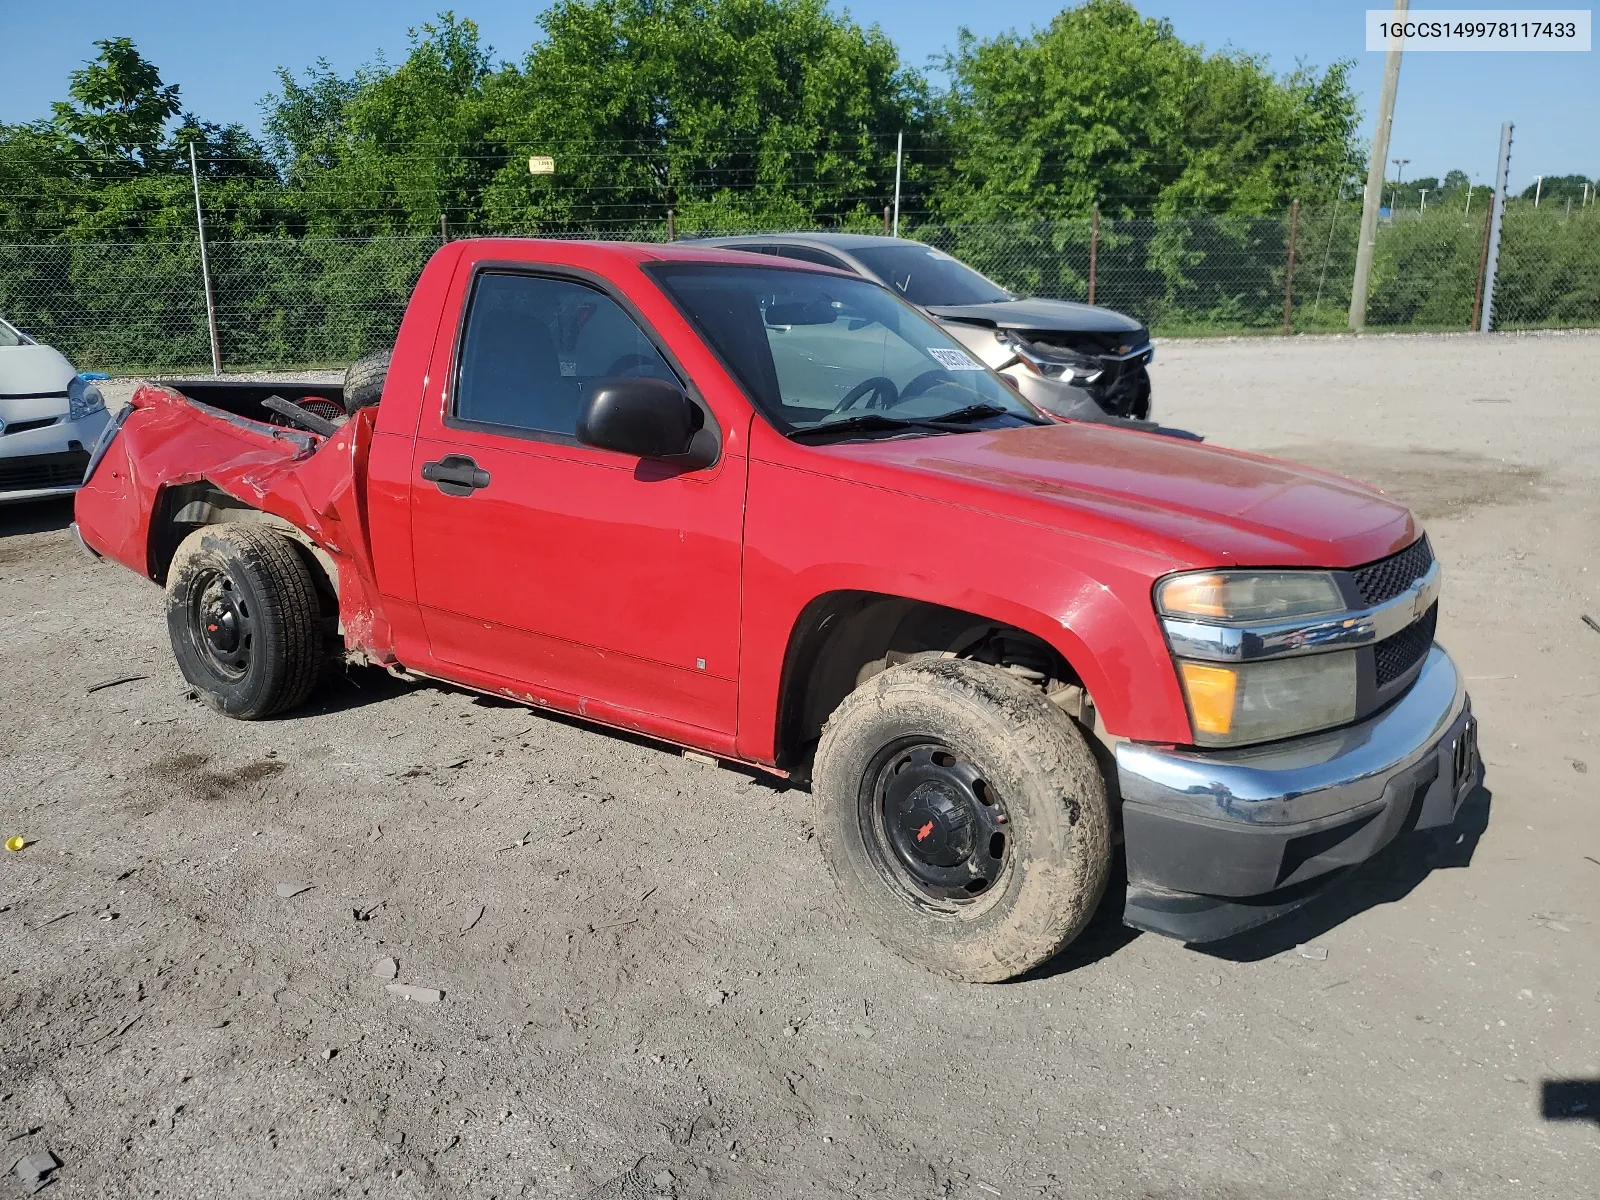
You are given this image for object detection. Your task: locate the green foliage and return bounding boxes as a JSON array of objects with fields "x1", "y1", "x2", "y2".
[
  {"x1": 1518, "y1": 174, "x2": 1595, "y2": 203},
  {"x1": 51, "y1": 37, "x2": 182, "y2": 172},
  {"x1": 933, "y1": 0, "x2": 1360, "y2": 222},
  {"x1": 2, "y1": 10, "x2": 1597, "y2": 369},
  {"x1": 479, "y1": 0, "x2": 924, "y2": 234}
]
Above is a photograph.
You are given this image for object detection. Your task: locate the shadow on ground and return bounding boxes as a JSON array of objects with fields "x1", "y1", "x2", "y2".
[
  {"x1": 1541, "y1": 1079, "x2": 1600, "y2": 1125},
  {"x1": 0, "y1": 496, "x2": 75, "y2": 538}
]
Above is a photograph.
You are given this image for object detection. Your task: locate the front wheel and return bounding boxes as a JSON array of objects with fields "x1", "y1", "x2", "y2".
[
  {"x1": 813, "y1": 656, "x2": 1110, "y2": 982},
  {"x1": 166, "y1": 525, "x2": 324, "y2": 719}
]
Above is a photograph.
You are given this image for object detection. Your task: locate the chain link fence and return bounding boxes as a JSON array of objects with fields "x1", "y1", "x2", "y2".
[{"x1": 2, "y1": 206, "x2": 1597, "y2": 373}]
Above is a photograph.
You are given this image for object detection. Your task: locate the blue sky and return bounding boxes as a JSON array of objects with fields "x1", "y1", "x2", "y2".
[{"x1": 2, "y1": 1, "x2": 1595, "y2": 193}]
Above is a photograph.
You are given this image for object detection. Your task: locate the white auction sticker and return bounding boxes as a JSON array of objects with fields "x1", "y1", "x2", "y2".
[
  {"x1": 927, "y1": 347, "x2": 985, "y2": 371},
  {"x1": 1366, "y1": 10, "x2": 1590, "y2": 50}
]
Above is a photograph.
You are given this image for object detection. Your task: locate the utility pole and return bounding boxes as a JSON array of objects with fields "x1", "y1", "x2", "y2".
[
  {"x1": 1419, "y1": 188, "x2": 1428, "y2": 212},
  {"x1": 189, "y1": 142, "x2": 222, "y2": 376},
  {"x1": 892, "y1": 131, "x2": 903, "y2": 238},
  {"x1": 1390, "y1": 158, "x2": 1409, "y2": 213},
  {"x1": 1464, "y1": 184, "x2": 1473, "y2": 216},
  {"x1": 1533, "y1": 175, "x2": 1543, "y2": 207},
  {"x1": 1349, "y1": 0, "x2": 1408, "y2": 331},
  {"x1": 1480, "y1": 121, "x2": 1513, "y2": 333}
]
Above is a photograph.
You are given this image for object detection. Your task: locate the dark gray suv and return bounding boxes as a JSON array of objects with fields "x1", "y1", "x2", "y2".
[{"x1": 692, "y1": 233, "x2": 1154, "y2": 421}]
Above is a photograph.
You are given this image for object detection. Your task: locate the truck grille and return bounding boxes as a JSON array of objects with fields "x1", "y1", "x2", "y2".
[
  {"x1": 0, "y1": 449, "x2": 90, "y2": 492},
  {"x1": 1374, "y1": 604, "x2": 1437, "y2": 687},
  {"x1": 1352, "y1": 536, "x2": 1434, "y2": 607}
]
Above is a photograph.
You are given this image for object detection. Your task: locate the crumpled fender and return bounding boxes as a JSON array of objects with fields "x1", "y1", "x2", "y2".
[{"x1": 75, "y1": 384, "x2": 396, "y2": 663}]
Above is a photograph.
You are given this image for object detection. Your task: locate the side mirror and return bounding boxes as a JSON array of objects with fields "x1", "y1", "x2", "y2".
[{"x1": 576, "y1": 377, "x2": 707, "y2": 463}]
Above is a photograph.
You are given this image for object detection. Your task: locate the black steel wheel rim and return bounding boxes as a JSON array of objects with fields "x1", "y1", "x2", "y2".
[
  {"x1": 859, "y1": 738, "x2": 1012, "y2": 910},
  {"x1": 190, "y1": 568, "x2": 253, "y2": 680}
]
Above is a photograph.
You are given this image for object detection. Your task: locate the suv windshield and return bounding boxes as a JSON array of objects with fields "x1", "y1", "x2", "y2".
[
  {"x1": 850, "y1": 244, "x2": 1011, "y2": 307},
  {"x1": 0, "y1": 317, "x2": 31, "y2": 348},
  {"x1": 648, "y1": 264, "x2": 1041, "y2": 439}
]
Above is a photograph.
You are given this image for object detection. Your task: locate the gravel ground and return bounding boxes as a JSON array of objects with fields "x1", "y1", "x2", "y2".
[{"x1": 2, "y1": 333, "x2": 1597, "y2": 1199}]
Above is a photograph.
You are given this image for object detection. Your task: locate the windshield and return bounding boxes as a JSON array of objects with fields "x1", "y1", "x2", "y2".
[
  {"x1": 850, "y1": 244, "x2": 1011, "y2": 307},
  {"x1": 648, "y1": 264, "x2": 1041, "y2": 439},
  {"x1": 0, "y1": 317, "x2": 31, "y2": 348}
]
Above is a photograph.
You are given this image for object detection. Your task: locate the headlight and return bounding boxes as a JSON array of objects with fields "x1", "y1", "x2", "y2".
[
  {"x1": 1177, "y1": 651, "x2": 1358, "y2": 746},
  {"x1": 995, "y1": 330, "x2": 1100, "y2": 382},
  {"x1": 68, "y1": 375, "x2": 106, "y2": 420},
  {"x1": 1157, "y1": 570, "x2": 1344, "y2": 624}
]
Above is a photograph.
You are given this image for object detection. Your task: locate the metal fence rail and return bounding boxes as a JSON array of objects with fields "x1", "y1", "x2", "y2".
[{"x1": 1, "y1": 208, "x2": 1596, "y2": 373}]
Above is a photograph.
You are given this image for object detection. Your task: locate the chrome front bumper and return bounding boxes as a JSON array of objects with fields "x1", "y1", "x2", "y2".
[{"x1": 1115, "y1": 646, "x2": 1480, "y2": 941}]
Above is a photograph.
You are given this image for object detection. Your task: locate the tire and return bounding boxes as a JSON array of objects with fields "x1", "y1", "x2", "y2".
[
  {"x1": 166, "y1": 525, "x2": 324, "y2": 719},
  {"x1": 813, "y1": 656, "x2": 1110, "y2": 983},
  {"x1": 343, "y1": 349, "x2": 391, "y2": 415}
]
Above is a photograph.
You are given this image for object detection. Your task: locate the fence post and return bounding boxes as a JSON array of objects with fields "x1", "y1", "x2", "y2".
[
  {"x1": 1469, "y1": 202, "x2": 1493, "y2": 330},
  {"x1": 440, "y1": 214, "x2": 449, "y2": 244},
  {"x1": 883, "y1": 206, "x2": 891, "y2": 236},
  {"x1": 1282, "y1": 198, "x2": 1300, "y2": 334},
  {"x1": 1479, "y1": 121, "x2": 1513, "y2": 333},
  {"x1": 667, "y1": 210, "x2": 676, "y2": 242},
  {"x1": 1088, "y1": 205, "x2": 1099, "y2": 306},
  {"x1": 188, "y1": 142, "x2": 222, "y2": 375}
]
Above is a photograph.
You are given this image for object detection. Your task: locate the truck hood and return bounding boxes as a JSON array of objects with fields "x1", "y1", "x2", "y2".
[
  {"x1": 0, "y1": 343, "x2": 77, "y2": 397},
  {"x1": 837, "y1": 422, "x2": 1417, "y2": 569},
  {"x1": 925, "y1": 297, "x2": 1145, "y2": 339}
]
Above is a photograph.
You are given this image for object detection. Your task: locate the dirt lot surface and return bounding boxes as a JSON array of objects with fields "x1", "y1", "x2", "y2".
[{"x1": 3, "y1": 333, "x2": 1598, "y2": 1199}]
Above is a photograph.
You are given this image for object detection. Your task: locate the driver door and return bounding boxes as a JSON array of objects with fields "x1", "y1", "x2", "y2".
[{"x1": 408, "y1": 266, "x2": 747, "y2": 739}]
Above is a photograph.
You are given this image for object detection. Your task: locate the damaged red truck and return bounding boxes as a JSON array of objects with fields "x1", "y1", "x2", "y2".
[{"x1": 73, "y1": 240, "x2": 1481, "y2": 981}]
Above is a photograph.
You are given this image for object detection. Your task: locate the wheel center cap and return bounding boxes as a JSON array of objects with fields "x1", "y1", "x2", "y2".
[
  {"x1": 899, "y1": 781, "x2": 975, "y2": 867},
  {"x1": 203, "y1": 597, "x2": 239, "y2": 654}
]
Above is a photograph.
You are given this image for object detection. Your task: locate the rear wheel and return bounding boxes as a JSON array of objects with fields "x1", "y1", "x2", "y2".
[
  {"x1": 813, "y1": 656, "x2": 1110, "y2": 982},
  {"x1": 166, "y1": 525, "x2": 324, "y2": 719}
]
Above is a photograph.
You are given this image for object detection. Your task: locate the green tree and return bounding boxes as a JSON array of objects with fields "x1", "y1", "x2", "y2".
[
  {"x1": 479, "y1": 0, "x2": 927, "y2": 234},
  {"x1": 1519, "y1": 174, "x2": 1595, "y2": 204},
  {"x1": 51, "y1": 37, "x2": 183, "y2": 172},
  {"x1": 934, "y1": 0, "x2": 1359, "y2": 222}
]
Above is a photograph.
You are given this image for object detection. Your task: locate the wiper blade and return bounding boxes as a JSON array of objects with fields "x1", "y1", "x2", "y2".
[
  {"x1": 920, "y1": 403, "x2": 1010, "y2": 424},
  {"x1": 788, "y1": 414, "x2": 923, "y2": 441},
  {"x1": 921, "y1": 402, "x2": 1048, "y2": 427}
]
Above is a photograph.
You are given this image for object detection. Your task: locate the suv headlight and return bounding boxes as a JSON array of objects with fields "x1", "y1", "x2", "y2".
[
  {"x1": 995, "y1": 330, "x2": 1101, "y2": 383},
  {"x1": 68, "y1": 375, "x2": 106, "y2": 420}
]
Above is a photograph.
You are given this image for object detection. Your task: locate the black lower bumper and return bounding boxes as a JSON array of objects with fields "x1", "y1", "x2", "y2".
[{"x1": 1117, "y1": 648, "x2": 1480, "y2": 943}]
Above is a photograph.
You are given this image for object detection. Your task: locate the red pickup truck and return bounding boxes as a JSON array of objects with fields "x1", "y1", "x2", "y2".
[{"x1": 73, "y1": 240, "x2": 1480, "y2": 981}]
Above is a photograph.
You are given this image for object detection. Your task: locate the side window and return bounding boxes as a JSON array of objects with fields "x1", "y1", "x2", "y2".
[
  {"x1": 772, "y1": 245, "x2": 853, "y2": 272},
  {"x1": 454, "y1": 272, "x2": 676, "y2": 438}
]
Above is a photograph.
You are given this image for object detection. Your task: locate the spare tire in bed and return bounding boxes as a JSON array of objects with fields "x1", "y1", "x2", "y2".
[{"x1": 343, "y1": 349, "x2": 391, "y2": 414}]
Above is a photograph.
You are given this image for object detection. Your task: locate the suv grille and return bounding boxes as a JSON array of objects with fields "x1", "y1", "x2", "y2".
[
  {"x1": 1352, "y1": 536, "x2": 1434, "y2": 607},
  {"x1": 0, "y1": 449, "x2": 89, "y2": 492},
  {"x1": 1374, "y1": 604, "x2": 1437, "y2": 687}
]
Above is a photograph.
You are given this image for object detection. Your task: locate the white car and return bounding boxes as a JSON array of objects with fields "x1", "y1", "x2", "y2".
[{"x1": 1, "y1": 316, "x2": 111, "y2": 504}]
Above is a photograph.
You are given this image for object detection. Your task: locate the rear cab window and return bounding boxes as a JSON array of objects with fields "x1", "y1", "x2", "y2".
[{"x1": 453, "y1": 272, "x2": 678, "y2": 439}]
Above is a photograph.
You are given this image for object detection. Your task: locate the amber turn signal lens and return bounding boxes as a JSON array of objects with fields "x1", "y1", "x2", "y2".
[
  {"x1": 1159, "y1": 574, "x2": 1229, "y2": 618},
  {"x1": 1179, "y1": 662, "x2": 1238, "y2": 735}
]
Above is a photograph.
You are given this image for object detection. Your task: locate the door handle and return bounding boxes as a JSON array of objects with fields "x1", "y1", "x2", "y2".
[{"x1": 421, "y1": 454, "x2": 491, "y2": 497}]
